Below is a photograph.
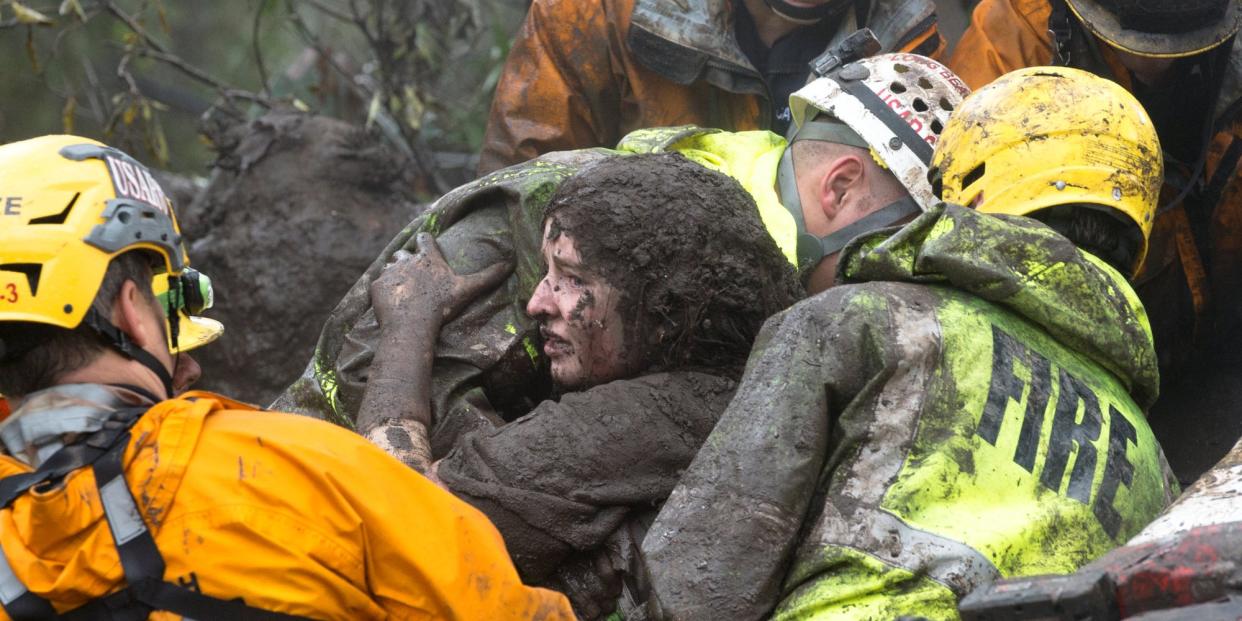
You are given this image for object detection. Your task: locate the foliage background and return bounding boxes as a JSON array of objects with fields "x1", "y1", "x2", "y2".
[{"x1": 0, "y1": 0, "x2": 529, "y2": 187}]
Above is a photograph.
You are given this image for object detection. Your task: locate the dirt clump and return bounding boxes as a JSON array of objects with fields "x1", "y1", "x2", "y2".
[
  {"x1": 544, "y1": 152, "x2": 803, "y2": 378},
  {"x1": 184, "y1": 111, "x2": 422, "y2": 404}
]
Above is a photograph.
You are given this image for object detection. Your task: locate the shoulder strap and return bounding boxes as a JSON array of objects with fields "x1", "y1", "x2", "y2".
[{"x1": 0, "y1": 411, "x2": 313, "y2": 621}]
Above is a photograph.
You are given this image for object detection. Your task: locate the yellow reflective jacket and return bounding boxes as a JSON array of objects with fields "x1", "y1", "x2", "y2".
[
  {"x1": 948, "y1": 0, "x2": 1242, "y2": 386},
  {"x1": 0, "y1": 389, "x2": 573, "y2": 620},
  {"x1": 641, "y1": 205, "x2": 1179, "y2": 620}
]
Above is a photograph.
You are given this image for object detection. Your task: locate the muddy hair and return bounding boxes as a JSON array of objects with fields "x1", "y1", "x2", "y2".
[
  {"x1": 0, "y1": 252, "x2": 157, "y2": 397},
  {"x1": 1031, "y1": 204, "x2": 1142, "y2": 275},
  {"x1": 543, "y1": 153, "x2": 804, "y2": 378}
]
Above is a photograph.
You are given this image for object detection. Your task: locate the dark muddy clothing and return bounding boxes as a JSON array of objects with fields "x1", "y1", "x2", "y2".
[
  {"x1": 639, "y1": 204, "x2": 1178, "y2": 620},
  {"x1": 273, "y1": 125, "x2": 791, "y2": 449},
  {"x1": 272, "y1": 149, "x2": 601, "y2": 450},
  {"x1": 731, "y1": 0, "x2": 843, "y2": 136},
  {"x1": 478, "y1": 0, "x2": 945, "y2": 174},
  {"x1": 272, "y1": 127, "x2": 795, "y2": 618},
  {"x1": 437, "y1": 371, "x2": 736, "y2": 604}
]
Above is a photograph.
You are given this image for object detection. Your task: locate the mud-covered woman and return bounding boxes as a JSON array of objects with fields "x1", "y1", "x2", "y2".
[{"x1": 355, "y1": 153, "x2": 802, "y2": 618}]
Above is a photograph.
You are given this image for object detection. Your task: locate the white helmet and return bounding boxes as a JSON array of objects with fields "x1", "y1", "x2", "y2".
[{"x1": 778, "y1": 53, "x2": 970, "y2": 268}]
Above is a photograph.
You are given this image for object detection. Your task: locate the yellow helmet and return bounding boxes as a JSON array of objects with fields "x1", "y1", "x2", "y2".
[
  {"x1": 930, "y1": 66, "x2": 1162, "y2": 275},
  {"x1": 0, "y1": 135, "x2": 221, "y2": 376}
]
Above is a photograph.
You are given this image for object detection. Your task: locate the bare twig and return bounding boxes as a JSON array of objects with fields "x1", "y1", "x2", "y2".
[
  {"x1": 102, "y1": 1, "x2": 168, "y2": 54},
  {"x1": 253, "y1": 0, "x2": 272, "y2": 98},
  {"x1": 285, "y1": 3, "x2": 369, "y2": 102}
]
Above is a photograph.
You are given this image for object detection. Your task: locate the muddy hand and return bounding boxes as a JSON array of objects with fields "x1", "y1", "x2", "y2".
[{"x1": 370, "y1": 232, "x2": 512, "y2": 328}]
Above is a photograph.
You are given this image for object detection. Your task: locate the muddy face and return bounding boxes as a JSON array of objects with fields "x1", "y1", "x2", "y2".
[{"x1": 527, "y1": 222, "x2": 633, "y2": 390}]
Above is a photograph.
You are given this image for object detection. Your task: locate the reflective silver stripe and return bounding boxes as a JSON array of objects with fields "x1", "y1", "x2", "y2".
[
  {"x1": 0, "y1": 541, "x2": 30, "y2": 605},
  {"x1": 99, "y1": 476, "x2": 146, "y2": 546},
  {"x1": 866, "y1": 510, "x2": 1001, "y2": 594}
]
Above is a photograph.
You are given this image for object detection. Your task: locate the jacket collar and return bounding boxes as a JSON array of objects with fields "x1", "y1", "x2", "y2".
[
  {"x1": 627, "y1": 0, "x2": 937, "y2": 89},
  {"x1": 838, "y1": 204, "x2": 1160, "y2": 409},
  {"x1": 1, "y1": 384, "x2": 152, "y2": 467}
]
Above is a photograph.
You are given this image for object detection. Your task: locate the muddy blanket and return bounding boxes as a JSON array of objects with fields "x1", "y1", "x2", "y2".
[
  {"x1": 438, "y1": 371, "x2": 736, "y2": 613},
  {"x1": 271, "y1": 149, "x2": 610, "y2": 454}
]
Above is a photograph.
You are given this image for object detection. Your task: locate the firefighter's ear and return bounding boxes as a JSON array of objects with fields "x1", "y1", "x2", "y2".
[
  {"x1": 818, "y1": 154, "x2": 865, "y2": 222},
  {"x1": 112, "y1": 279, "x2": 167, "y2": 353}
]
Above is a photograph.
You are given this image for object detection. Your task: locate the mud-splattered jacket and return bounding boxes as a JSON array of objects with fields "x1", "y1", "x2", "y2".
[
  {"x1": 477, "y1": 0, "x2": 945, "y2": 174},
  {"x1": 0, "y1": 385, "x2": 572, "y2": 620},
  {"x1": 639, "y1": 204, "x2": 1179, "y2": 620},
  {"x1": 948, "y1": 0, "x2": 1242, "y2": 387}
]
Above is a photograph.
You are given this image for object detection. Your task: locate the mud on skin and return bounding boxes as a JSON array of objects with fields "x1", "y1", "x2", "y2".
[{"x1": 541, "y1": 152, "x2": 804, "y2": 379}]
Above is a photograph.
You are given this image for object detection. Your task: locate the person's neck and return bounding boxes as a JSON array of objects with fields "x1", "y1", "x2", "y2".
[
  {"x1": 56, "y1": 350, "x2": 169, "y2": 402},
  {"x1": 742, "y1": 0, "x2": 807, "y2": 47}
]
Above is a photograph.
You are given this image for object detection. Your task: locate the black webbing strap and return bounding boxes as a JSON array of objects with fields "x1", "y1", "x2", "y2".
[
  {"x1": 82, "y1": 309, "x2": 174, "y2": 399},
  {"x1": 0, "y1": 409, "x2": 311, "y2": 620},
  {"x1": 1048, "y1": 0, "x2": 1074, "y2": 65},
  {"x1": 814, "y1": 195, "x2": 921, "y2": 257},
  {"x1": 0, "y1": 407, "x2": 146, "y2": 510},
  {"x1": 833, "y1": 75, "x2": 934, "y2": 165},
  {"x1": 0, "y1": 541, "x2": 57, "y2": 620}
]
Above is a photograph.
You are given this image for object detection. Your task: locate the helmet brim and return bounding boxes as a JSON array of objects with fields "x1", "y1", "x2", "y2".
[
  {"x1": 171, "y1": 314, "x2": 223, "y2": 354},
  {"x1": 1067, "y1": 0, "x2": 1241, "y2": 58}
]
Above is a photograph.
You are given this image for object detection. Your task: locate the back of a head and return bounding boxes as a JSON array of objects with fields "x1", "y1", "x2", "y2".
[
  {"x1": 544, "y1": 153, "x2": 803, "y2": 377},
  {"x1": 1066, "y1": 0, "x2": 1240, "y2": 58},
  {"x1": 779, "y1": 52, "x2": 971, "y2": 269},
  {"x1": 0, "y1": 135, "x2": 219, "y2": 397},
  {"x1": 930, "y1": 66, "x2": 1163, "y2": 277}
]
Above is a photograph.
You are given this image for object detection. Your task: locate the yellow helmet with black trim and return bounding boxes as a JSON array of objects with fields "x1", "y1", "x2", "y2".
[
  {"x1": 0, "y1": 135, "x2": 222, "y2": 365},
  {"x1": 930, "y1": 66, "x2": 1162, "y2": 276}
]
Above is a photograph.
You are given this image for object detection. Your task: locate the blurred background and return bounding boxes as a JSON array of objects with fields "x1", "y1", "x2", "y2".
[{"x1": 0, "y1": 0, "x2": 978, "y2": 184}]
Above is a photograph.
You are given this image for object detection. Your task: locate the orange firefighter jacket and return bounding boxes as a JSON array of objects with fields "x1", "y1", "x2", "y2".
[
  {"x1": 0, "y1": 391, "x2": 573, "y2": 620},
  {"x1": 948, "y1": 0, "x2": 1242, "y2": 379},
  {"x1": 478, "y1": 0, "x2": 946, "y2": 174}
]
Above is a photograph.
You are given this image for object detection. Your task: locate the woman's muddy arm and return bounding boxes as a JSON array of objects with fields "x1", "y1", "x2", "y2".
[
  {"x1": 355, "y1": 233, "x2": 511, "y2": 477},
  {"x1": 357, "y1": 311, "x2": 440, "y2": 475}
]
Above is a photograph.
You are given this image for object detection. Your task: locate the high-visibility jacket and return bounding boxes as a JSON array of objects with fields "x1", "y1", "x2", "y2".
[
  {"x1": 477, "y1": 0, "x2": 945, "y2": 174},
  {"x1": 947, "y1": 0, "x2": 1242, "y2": 385},
  {"x1": 640, "y1": 204, "x2": 1179, "y2": 620},
  {"x1": 0, "y1": 389, "x2": 573, "y2": 620}
]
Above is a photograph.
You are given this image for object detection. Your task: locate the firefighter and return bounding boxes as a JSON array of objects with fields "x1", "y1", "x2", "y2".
[
  {"x1": 639, "y1": 66, "x2": 1179, "y2": 620},
  {"x1": 477, "y1": 0, "x2": 947, "y2": 174},
  {"x1": 948, "y1": 0, "x2": 1242, "y2": 392},
  {"x1": 0, "y1": 135, "x2": 574, "y2": 620}
]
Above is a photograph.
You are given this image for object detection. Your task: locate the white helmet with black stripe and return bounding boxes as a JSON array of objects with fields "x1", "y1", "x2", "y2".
[{"x1": 778, "y1": 52, "x2": 970, "y2": 269}]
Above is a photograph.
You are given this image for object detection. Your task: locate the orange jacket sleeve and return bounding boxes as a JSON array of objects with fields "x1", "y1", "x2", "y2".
[
  {"x1": 327, "y1": 432, "x2": 576, "y2": 619},
  {"x1": 478, "y1": 0, "x2": 623, "y2": 175},
  {"x1": 948, "y1": 0, "x2": 1056, "y2": 90}
]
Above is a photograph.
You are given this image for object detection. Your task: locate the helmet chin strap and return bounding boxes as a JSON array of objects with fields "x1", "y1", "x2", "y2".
[
  {"x1": 777, "y1": 135, "x2": 921, "y2": 270},
  {"x1": 761, "y1": 0, "x2": 847, "y2": 23},
  {"x1": 82, "y1": 308, "x2": 174, "y2": 399}
]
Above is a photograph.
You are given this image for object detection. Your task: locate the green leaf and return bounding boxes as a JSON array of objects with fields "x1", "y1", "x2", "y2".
[
  {"x1": 365, "y1": 91, "x2": 382, "y2": 129},
  {"x1": 57, "y1": 0, "x2": 85, "y2": 20},
  {"x1": 11, "y1": 1, "x2": 54, "y2": 25}
]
